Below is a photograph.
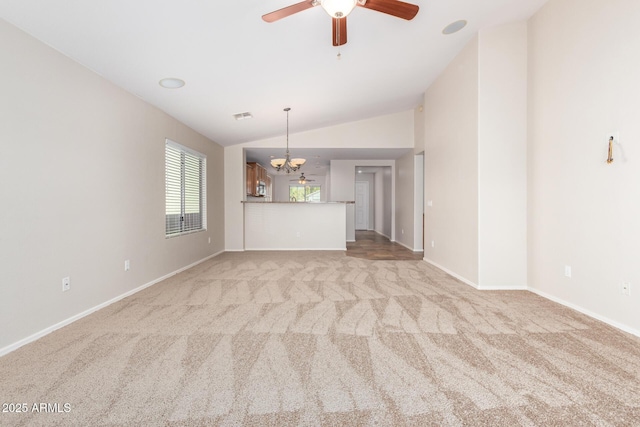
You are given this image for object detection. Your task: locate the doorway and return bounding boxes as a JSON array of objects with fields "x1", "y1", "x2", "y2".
[{"x1": 355, "y1": 181, "x2": 369, "y2": 230}]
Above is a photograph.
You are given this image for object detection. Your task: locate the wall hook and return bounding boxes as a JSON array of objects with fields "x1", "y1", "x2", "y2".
[{"x1": 606, "y1": 136, "x2": 614, "y2": 164}]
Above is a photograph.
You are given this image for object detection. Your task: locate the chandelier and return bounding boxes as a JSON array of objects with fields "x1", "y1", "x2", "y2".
[{"x1": 271, "y1": 107, "x2": 306, "y2": 173}]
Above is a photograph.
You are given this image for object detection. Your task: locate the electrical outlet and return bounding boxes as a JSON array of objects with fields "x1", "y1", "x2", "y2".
[
  {"x1": 401, "y1": 229, "x2": 404, "y2": 235},
  {"x1": 564, "y1": 265, "x2": 572, "y2": 278},
  {"x1": 62, "y1": 277, "x2": 70, "y2": 292},
  {"x1": 621, "y1": 282, "x2": 631, "y2": 296},
  {"x1": 208, "y1": 237, "x2": 211, "y2": 244},
  {"x1": 124, "y1": 260, "x2": 130, "y2": 271},
  {"x1": 431, "y1": 240, "x2": 435, "y2": 248}
]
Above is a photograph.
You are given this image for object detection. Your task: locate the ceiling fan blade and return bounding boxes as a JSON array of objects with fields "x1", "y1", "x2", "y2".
[
  {"x1": 358, "y1": 0, "x2": 419, "y2": 20},
  {"x1": 262, "y1": 1, "x2": 317, "y2": 23},
  {"x1": 332, "y1": 17, "x2": 347, "y2": 46}
]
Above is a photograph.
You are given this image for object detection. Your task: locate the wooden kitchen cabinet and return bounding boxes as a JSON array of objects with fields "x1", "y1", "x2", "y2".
[
  {"x1": 246, "y1": 162, "x2": 267, "y2": 197},
  {"x1": 257, "y1": 164, "x2": 267, "y2": 183},
  {"x1": 246, "y1": 163, "x2": 256, "y2": 196}
]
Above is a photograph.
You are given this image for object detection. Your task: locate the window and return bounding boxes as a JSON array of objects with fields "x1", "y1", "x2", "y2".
[
  {"x1": 165, "y1": 139, "x2": 206, "y2": 237},
  {"x1": 289, "y1": 185, "x2": 321, "y2": 202}
]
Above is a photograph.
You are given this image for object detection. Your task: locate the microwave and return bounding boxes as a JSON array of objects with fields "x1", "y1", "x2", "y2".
[{"x1": 257, "y1": 181, "x2": 266, "y2": 196}]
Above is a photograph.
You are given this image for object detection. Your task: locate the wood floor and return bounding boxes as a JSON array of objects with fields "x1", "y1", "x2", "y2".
[{"x1": 346, "y1": 230, "x2": 424, "y2": 260}]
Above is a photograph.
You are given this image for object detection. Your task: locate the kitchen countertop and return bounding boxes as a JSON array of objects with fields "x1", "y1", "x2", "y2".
[{"x1": 242, "y1": 201, "x2": 355, "y2": 204}]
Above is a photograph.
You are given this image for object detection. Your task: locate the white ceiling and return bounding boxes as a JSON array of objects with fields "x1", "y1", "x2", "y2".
[{"x1": 0, "y1": 0, "x2": 548, "y2": 147}]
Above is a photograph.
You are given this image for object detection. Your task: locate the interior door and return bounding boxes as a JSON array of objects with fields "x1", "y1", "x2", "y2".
[{"x1": 355, "y1": 181, "x2": 369, "y2": 230}]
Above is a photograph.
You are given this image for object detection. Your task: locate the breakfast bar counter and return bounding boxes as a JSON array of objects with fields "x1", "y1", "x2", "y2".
[{"x1": 242, "y1": 201, "x2": 354, "y2": 250}]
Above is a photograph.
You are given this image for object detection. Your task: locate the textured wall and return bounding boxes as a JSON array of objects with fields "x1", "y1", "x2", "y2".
[
  {"x1": 527, "y1": 0, "x2": 640, "y2": 334},
  {"x1": 477, "y1": 22, "x2": 528, "y2": 289},
  {"x1": 0, "y1": 20, "x2": 225, "y2": 352},
  {"x1": 423, "y1": 38, "x2": 480, "y2": 285}
]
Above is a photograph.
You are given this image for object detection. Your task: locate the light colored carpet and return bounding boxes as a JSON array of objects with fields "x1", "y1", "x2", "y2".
[{"x1": 1, "y1": 251, "x2": 640, "y2": 426}]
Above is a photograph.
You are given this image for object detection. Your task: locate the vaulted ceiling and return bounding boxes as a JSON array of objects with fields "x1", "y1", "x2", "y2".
[{"x1": 0, "y1": 0, "x2": 548, "y2": 146}]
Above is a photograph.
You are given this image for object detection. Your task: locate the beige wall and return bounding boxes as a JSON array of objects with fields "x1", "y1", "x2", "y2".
[
  {"x1": 0, "y1": 20, "x2": 225, "y2": 352},
  {"x1": 395, "y1": 151, "x2": 415, "y2": 249},
  {"x1": 422, "y1": 22, "x2": 529, "y2": 290},
  {"x1": 528, "y1": 0, "x2": 640, "y2": 333},
  {"x1": 382, "y1": 168, "x2": 393, "y2": 238},
  {"x1": 224, "y1": 145, "x2": 246, "y2": 251},
  {"x1": 423, "y1": 37, "x2": 480, "y2": 284},
  {"x1": 478, "y1": 22, "x2": 528, "y2": 289},
  {"x1": 413, "y1": 153, "x2": 425, "y2": 251},
  {"x1": 414, "y1": 106, "x2": 426, "y2": 155}
]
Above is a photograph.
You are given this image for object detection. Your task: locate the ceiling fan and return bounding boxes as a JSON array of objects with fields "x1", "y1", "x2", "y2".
[
  {"x1": 290, "y1": 173, "x2": 316, "y2": 184},
  {"x1": 262, "y1": 0, "x2": 419, "y2": 46}
]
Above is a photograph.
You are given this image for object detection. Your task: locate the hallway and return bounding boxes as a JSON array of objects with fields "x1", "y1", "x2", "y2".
[{"x1": 346, "y1": 231, "x2": 424, "y2": 261}]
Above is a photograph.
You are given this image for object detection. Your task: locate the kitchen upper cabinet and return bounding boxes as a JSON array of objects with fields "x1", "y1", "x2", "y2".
[
  {"x1": 246, "y1": 162, "x2": 268, "y2": 197},
  {"x1": 257, "y1": 164, "x2": 267, "y2": 183},
  {"x1": 246, "y1": 163, "x2": 256, "y2": 196}
]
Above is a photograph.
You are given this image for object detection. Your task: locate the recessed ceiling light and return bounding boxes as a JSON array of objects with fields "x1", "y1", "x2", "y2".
[
  {"x1": 159, "y1": 78, "x2": 185, "y2": 89},
  {"x1": 233, "y1": 112, "x2": 253, "y2": 121},
  {"x1": 443, "y1": 20, "x2": 467, "y2": 35}
]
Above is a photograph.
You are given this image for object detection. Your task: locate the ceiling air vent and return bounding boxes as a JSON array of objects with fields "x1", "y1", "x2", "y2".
[{"x1": 233, "y1": 112, "x2": 253, "y2": 121}]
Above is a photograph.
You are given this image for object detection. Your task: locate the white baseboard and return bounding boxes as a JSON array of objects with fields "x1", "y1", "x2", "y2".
[
  {"x1": 478, "y1": 285, "x2": 528, "y2": 290},
  {"x1": 422, "y1": 258, "x2": 639, "y2": 337},
  {"x1": 395, "y1": 239, "x2": 423, "y2": 253},
  {"x1": 0, "y1": 250, "x2": 225, "y2": 358},
  {"x1": 422, "y1": 258, "x2": 528, "y2": 290},
  {"x1": 528, "y1": 287, "x2": 640, "y2": 338},
  {"x1": 375, "y1": 231, "x2": 391, "y2": 240},
  {"x1": 423, "y1": 258, "x2": 478, "y2": 289},
  {"x1": 245, "y1": 247, "x2": 346, "y2": 251}
]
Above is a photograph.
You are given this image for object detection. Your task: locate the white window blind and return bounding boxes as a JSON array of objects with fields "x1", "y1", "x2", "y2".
[{"x1": 165, "y1": 139, "x2": 207, "y2": 237}]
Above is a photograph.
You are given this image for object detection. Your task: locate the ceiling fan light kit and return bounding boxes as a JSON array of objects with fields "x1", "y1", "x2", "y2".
[
  {"x1": 291, "y1": 173, "x2": 316, "y2": 184},
  {"x1": 321, "y1": 0, "x2": 358, "y2": 18}
]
